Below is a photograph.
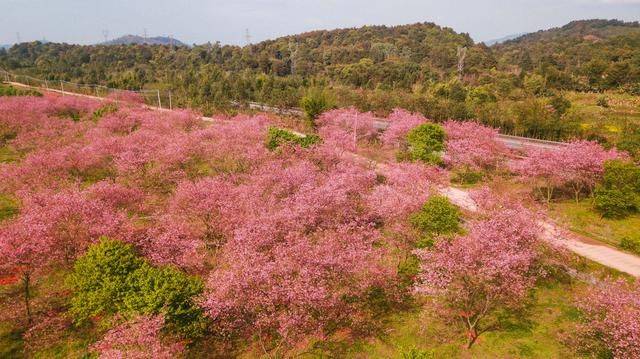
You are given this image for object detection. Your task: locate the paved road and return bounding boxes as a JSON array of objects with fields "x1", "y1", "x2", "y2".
[
  {"x1": 443, "y1": 186, "x2": 640, "y2": 277},
  {"x1": 6, "y1": 79, "x2": 639, "y2": 276}
]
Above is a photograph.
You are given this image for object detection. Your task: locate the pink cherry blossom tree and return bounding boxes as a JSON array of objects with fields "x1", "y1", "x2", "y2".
[
  {"x1": 576, "y1": 279, "x2": 640, "y2": 359},
  {"x1": 442, "y1": 120, "x2": 507, "y2": 171},
  {"x1": 317, "y1": 108, "x2": 377, "y2": 152},
  {"x1": 380, "y1": 109, "x2": 429, "y2": 148},
  {"x1": 91, "y1": 315, "x2": 185, "y2": 359},
  {"x1": 414, "y1": 201, "x2": 543, "y2": 348},
  {"x1": 510, "y1": 140, "x2": 624, "y2": 203}
]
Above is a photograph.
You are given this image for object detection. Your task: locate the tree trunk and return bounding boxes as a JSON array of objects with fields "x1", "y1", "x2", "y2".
[
  {"x1": 22, "y1": 272, "x2": 32, "y2": 324},
  {"x1": 467, "y1": 328, "x2": 479, "y2": 349}
]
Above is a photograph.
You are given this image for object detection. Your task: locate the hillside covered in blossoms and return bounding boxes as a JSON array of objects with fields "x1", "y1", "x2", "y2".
[{"x1": 0, "y1": 91, "x2": 639, "y2": 358}]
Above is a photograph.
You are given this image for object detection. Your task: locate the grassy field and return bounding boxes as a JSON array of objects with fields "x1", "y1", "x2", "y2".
[
  {"x1": 285, "y1": 280, "x2": 585, "y2": 358},
  {"x1": 550, "y1": 200, "x2": 640, "y2": 251},
  {"x1": 565, "y1": 91, "x2": 640, "y2": 142}
]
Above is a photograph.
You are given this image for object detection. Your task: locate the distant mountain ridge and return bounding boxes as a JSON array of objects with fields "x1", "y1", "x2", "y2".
[
  {"x1": 484, "y1": 33, "x2": 528, "y2": 46},
  {"x1": 101, "y1": 34, "x2": 187, "y2": 47}
]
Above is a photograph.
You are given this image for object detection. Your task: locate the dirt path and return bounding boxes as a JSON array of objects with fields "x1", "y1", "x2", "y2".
[{"x1": 443, "y1": 186, "x2": 640, "y2": 277}]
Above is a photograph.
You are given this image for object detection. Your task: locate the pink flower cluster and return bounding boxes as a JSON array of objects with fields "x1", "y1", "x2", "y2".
[
  {"x1": 380, "y1": 109, "x2": 429, "y2": 148},
  {"x1": 414, "y1": 195, "x2": 543, "y2": 346},
  {"x1": 442, "y1": 120, "x2": 507, "y2": 170},
  {"x1": 91, "y1": 315, "x2": 185, "y2": 359},
  {"x1": 510, "y1": 140, "x2": 624, "y2": 201},
  {"x1": 316, "y1": 107, "x2": 377, "y2": 151},
  {"x1": 577, "y1": 279, "x2": 640, "y2": 358}
]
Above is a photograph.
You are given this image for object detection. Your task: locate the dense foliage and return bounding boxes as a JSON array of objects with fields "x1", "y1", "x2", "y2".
[
  {"x1": 594, "y1": 160, "x2": 640, "y2": 218},
  {"x1": 576, "y1": 279, "x2": 640, "y2": 358},
  {"x1": 69, "y1": 239, "x2": 206, "y2": 338}
]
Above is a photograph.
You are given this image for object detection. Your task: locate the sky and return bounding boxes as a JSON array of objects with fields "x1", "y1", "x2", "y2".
[{"x1": 1, "y1": 0, "x2": 639, "y2": 46}]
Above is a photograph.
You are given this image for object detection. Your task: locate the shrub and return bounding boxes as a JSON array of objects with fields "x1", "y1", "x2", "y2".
[
  {"x1": 593, "y1": 160, "x2": 640, "y2": 218},
  {"x1": 92, "y1": 102, "x2": 119, "y2": 121},
  {"x1": 300, "y1": 87, "x2": 333, "y2": 126},
  {"x1": 451, "y1": 168, "x2": 483, "y2": 185},
  {"x1": 410, "y1": 195, "x2": 461, "y2": 247},
  {"x1": 617, "y1": 124, "x2": 640, "y2": 162},
  {"x1": 265, "y1": 127, "x2": 321, "y2": 150},
  {"x1": 0, "y1": 84, "x2": 42, "y2": 97},
  {"x1": 549, "y1": 93, "x2": 571, "y2": 115},
  {"x1": 68, "y1": 238, "x2": 206, "y2": 338},
  {"x1": 68, "y1": 238, "x2": 144, "y2": 323},
  {"x1": 406, "y1": 123, "x2": 445, "y2": 165},
  {"x1": 124, "y1": 265, "x2": 207, "y2": 338},
  {"x1": 620, "y1": 236, "x2": 640, "y2": 254},
  {"x1": 596, "y1": 96, "x2": 609, "y2": 108}
]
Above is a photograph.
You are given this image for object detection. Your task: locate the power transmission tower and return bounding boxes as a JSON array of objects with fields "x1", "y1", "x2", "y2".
[
  {"x1": 244, "y1": 28, "x2": 251, "y2": 46},
  {"x1": 289, "y1": 41, "x2": 299, "y2": 76},
  {"x1": 143, "y1": 28, "x2": 148, "y2": 43},
  {"x1": 16, "y1": 32, "x2": 21, "y2": 44},
  {"x1": 102, "y1": 29, "x2": 109, "y2": 43},
  {"x1": 457, "y1": 46, "x2": 467, "y2": 80}
]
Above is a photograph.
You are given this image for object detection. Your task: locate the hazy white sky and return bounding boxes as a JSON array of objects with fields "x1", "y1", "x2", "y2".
[{"x1": 1, "y1": 0, "x2": 639, "y2": 45}]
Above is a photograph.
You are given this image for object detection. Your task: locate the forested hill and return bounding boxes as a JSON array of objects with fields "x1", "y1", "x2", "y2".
[
  {"x1": 493, "y1": 19, "x2": 640, "y2": 90},
  {"x1": 1, "y1": 19, "x2": 639, "y2": 145}
]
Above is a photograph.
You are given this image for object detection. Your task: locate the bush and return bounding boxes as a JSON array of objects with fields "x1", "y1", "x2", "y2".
[
  {"x1": 68, "y1": 238, "x2": 207, "y2": 338},
  {"x1": 265, "y1": 127, "x2": 321, "y2": 151},
  {"x1": 617, "y1": 124, "x2": 640, "y2": 162},
  {"x1": 92, "y1": 103, "x2": 119, "y2": 121},
  {"x1": 593, "y1": 160, "x2": 640, "y2": 218},
  {"x1": 124, "y1": 265, "x2": 207, "y2": 338},
  {"x1": 620, "y1": 236, "x2": 640, "y2": 254},
  {"x1": 410, "y1": 195, "x2": 461, "y2": 246},
  {"x1": 549, "y1": 93, "x2": 571, "y2": 115},
  {"x1": 0, "y1": 84, "x2": 42, "y2": 97},
  {"x1": 406, "y1": 123, "x2": 445, "y2": 165},
  {"x1": 451, "y1": 168, "x2": 483, "y2": 185},
  {"x1": 68, "y1": 238, "x2": 144, "y2": 323},
  {"x1": 596, "y1": 96, "x2": 609, "y2": 108},
  {"x1": 300, "y1": 87, "x2": 333, "y2": 126}
]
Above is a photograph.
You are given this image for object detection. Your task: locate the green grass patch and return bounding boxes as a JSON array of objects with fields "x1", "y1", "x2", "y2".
[
  {"x1": 0, "y1": 145, "x2": 19, "y2": 163},
  {"x1": 0, "y1": 194, "x2": 19, "y2": 221},
  {"x1": 297, "y1": 282, "x2": 582, "y2": 358},
  {"x1": 550, "y1": 200, "x2": 640, "y2": 251}
]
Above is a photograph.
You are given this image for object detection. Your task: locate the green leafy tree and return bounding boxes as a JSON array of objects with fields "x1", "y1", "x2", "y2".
[
  {"x1": 617, "y1": 124, "x2": 640, "y2": 161},
  {"x1": 594, "y1": 160, "x2": 640, "y2": 218},
  {"x1": 410, "y1": 195, "x2": 461, "y2": 247},
  {"x1": 265, "y1": 127, "x2": 321, "y2": 151},
  {"x1": 68, "y1": 238, "x2": 207, "y2": 338},
  {"x1": 68, "y1": 238, "x2": 144, "y2": 323},
  {"x1": 406, "y1": 123, "x2": 445, "y2": 165},
  {"x1": 300, "y1": 87, "x2": 333, "y2": 126}
]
